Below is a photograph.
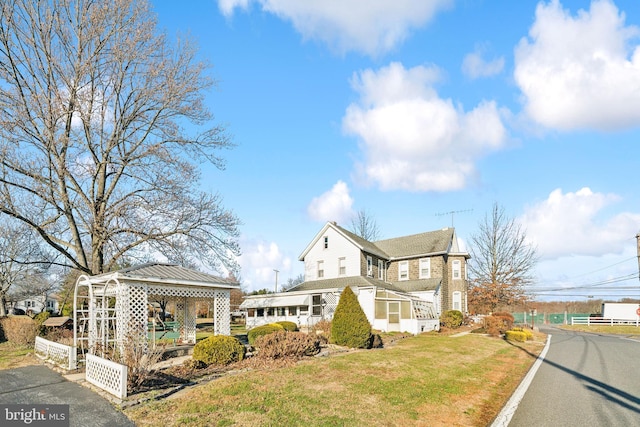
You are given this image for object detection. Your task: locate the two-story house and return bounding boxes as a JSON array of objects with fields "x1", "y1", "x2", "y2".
[{"x1": 240, "y1": 221, "x2": 470, "y2": 334}]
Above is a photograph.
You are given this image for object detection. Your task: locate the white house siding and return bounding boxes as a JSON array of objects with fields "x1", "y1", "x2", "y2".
[
  {"x1": 356, "y1": 287, "x2": 375, "y2": 325},
  {"x1": 303, "y1": 227, "x2": 361, "y2": 281}
]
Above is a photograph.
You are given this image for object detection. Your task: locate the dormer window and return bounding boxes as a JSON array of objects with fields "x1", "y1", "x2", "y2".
[{"x1": 324, "y1": 236, "x2": 329, "y2": 249}]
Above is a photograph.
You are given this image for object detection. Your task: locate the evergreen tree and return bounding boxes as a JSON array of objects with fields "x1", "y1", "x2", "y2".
[{"x1": 331, "y1": 286, "x2": 372, "y2": 348}]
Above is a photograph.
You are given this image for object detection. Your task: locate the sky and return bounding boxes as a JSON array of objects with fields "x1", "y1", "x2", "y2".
[{"x1": 149, "y1": 0, "x2": 640, "y2": 301}]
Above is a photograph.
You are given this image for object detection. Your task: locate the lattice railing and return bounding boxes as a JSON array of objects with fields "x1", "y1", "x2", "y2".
[
  {"x1": 85, "y1": 353, "x2": 128, "y2": 399},
  {"x1": 214, "y1": 290, "x2": 230, "y2": 335},
  {"x1": 34, "y1": 337, "x2": 77, "y2": 370}
]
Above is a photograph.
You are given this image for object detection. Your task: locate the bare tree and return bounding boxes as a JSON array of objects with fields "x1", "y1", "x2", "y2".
[
  {"x1": 0, "y1": 220, "x2": 51, "y2": 316},
  {"x1": 280, "y1": 273, "x2": 304, "y2": 292},
  {"x1": 350, "y1": 210, "x2": 381, "y2": 241},
  {"x1": 0, "y1": 0, "x2": 239, "y2": 276},
  {"x1": 467, "y1": 203, "x2": 538, "y2": 313}
]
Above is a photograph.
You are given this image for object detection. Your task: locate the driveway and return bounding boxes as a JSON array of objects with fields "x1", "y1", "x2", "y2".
[{"x1": 0, "y1": 365, "x2": 135, "y2": 427}]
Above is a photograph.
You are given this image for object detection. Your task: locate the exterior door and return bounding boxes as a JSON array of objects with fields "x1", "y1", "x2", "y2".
[{"x1": 388, "y1": 302, "x2": 400, "y2": 332}]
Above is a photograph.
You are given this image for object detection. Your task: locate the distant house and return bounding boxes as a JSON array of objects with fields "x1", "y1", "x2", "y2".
[
  {"x1": 8, "y1": 293, "x2": 60, "y2": 316},
  {"x1": 240, "y1": 221, "x2": 469, "y2": 334}
]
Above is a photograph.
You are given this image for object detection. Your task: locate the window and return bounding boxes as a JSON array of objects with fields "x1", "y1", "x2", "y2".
[
  {"x1": 378, "y1": 260, "x2": 384, "y2": 280},
  {"x1": 452, "y1": 260, "x2": 461, "y2": 279},
  {"x1": 324, "y1": 236, "x2": 329, "y2": 249},
  {"x1": 338, "y1": 257, "x2": 346, "y2": 275},
  {"x1": 453, "y1": 291, "x2": 462, "y2": 311},
  {"x1": 317, "y1": 260, "x2": 324, "y2": 278},
  {"x1": 398, "y1": 261, "x2": 409, "y2": 281},
  {"x1": 367, "y1": 256, "x2": 373, "y2": 277},
  {"x1": 419, "y1": 258, "x2": 431, "y2": 279},
  {"x1": 277, "y1": 307, "x2": 286, "y2": 316},
  {"x1": 288, "y1": 306, "x2": 297, "y2": 316},
  {"x1": 47, "y1": 300, "x2": 55, "y2": 309},
  {"x1": 312, "y1": 294, "x2": 322, "y2": 316}
]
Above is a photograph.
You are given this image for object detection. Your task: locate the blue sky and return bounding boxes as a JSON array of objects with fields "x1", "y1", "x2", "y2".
[{"x1": 150, "y1": 0, "x2": 640, "y2": 300}]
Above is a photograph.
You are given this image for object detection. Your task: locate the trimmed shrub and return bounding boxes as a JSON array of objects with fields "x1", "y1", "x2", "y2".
[
  {"x1": 505, "y1": 330, "x2": 527, "y2": 342},
  {"x1": 330, "y1": 286, "x2": 371, "y2": 349},
  {"x1": 193, "y1": 335, "x2": 246, "y2": 366},
  {"x1": 492, "y1": 312, "x2": 514, "y2": 330},
  {"x1": 440, "y1": 310, "x2": 464, "y2": 329},
  {"x1": 0, "y1": 316, "x2": 39, "y2": 345},
  {"x1": 275, "y1": 321, "x2": 298, "y2": 332},
  {"x1": 483, "y1": 316, "x2": 503, "y2": 336},
  {"x1": 247, "y1": 323, "x2": 285, "y2": 346},
  {"x1": 254, "y1": 330, "x2": 321, "y2": 359},
  {"x1": 511, "y1": 327, "x2": 533, "y2": 340}
]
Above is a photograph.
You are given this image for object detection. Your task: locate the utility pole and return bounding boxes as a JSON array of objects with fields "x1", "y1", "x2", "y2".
[
  {"x1": 636, "y1": 233, "x2": 640, "y2": 280},
  {"x1": 435, "y1": 209, "x2": 473, "y2": 228},
  {"x1": 273, "y1": 269, "x2": 279, "y2": 293}
]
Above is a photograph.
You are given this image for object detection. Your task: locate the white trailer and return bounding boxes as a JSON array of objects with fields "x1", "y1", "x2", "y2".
[{"x1": 601, "y1": 303, "x2": 640, "y2": 321}]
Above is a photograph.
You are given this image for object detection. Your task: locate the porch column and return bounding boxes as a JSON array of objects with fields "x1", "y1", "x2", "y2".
[{"x1": 213, "y1": 289, "x2": 231, "y2": 335}]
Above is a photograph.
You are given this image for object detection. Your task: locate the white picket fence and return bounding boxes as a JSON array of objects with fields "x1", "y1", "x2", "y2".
[
  {"x1": 34, "y1": 336, "x2": 77, "y2": 370},
  {"x1": 571, "y1": 317, "x2": 640, "y2": 326},
  {"x1": 85, "y1": 353, "x2": 128, "y2": 399}
]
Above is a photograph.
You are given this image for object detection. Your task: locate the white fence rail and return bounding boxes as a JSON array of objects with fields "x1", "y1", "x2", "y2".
[
  {"x1": 85, "y1": 353, "x2": 128, "y2": 399},
  {"x1": 571, "y1": 317, "x2": 640, "y2": 326},
  {"x1": 34, "y1": 336, "x2": 77, "y2": 370}
]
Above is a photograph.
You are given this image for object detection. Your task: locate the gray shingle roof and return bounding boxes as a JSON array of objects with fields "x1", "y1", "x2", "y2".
[
  {"x1": 103, "y1": 263, "x2": 239, "y2": 287},
  {"x1": 288, "y1": 276, "x2": 407, "y2": 293},
  {"x1": 334, "y1": 225, "x2": 389, "y2": 258},
  {"x1": 374, "y1": 228, "x2": 454, "y2": 259},
  {"x1": 393, "y1": 278, "x2": 441, "y2": 293}
]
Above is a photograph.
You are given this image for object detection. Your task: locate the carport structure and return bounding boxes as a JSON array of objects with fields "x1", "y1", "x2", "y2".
[{"x1": 73, "y1": 263, "x2": 239, "y2": 360}]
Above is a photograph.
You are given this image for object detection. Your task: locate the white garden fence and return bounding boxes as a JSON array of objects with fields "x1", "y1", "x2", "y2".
[
  {"x1": 85, "y1": 353, "x2": 128, "y2": 399},
  {"x1": 34, "y1": 336, "x2": 77, "y2": 370},
  {"x1": 571, "y1": 317, "x2": 639, "y2": 326}
]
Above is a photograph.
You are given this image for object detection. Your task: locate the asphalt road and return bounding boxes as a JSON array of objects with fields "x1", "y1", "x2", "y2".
[
  {"x1": 508, "y1": 326, "x2": 640, "y2": 426},
  {"x1": 0, "y1": 365, "x2": 135, "y2": 427}
]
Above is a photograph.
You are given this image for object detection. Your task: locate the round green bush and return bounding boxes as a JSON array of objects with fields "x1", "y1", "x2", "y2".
[
  {"x1": 330, "y1": 286, "x2": 371, "y2": 349},
  {"x1": 440, "y1": 310, "x2": 464, "y2": 329},
  {"x1": 192, "y1": 335, "x2": 246, "y2": 366},
  {"x1": 275, "y1": 321, "x2": 298, "y2": 332},
  {"x1": 247, "y1": 323, "x2": 285, "y2": 346}
]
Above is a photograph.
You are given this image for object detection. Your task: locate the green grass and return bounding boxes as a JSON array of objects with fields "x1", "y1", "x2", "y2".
[
  {"x1": 0, "y1": 341, "x2": 37, "y2": 370},
  {"x1": 126, "y1": 332, "x2": 544, "y2": 426},
  {"x1": 559, "y1": 324, "x2": 640, "y2": 334}
]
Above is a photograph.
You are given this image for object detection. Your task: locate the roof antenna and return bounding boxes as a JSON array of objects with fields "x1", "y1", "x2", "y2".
[{"x1": 435, "y1": 209, "x2": 473, "y2": 228}]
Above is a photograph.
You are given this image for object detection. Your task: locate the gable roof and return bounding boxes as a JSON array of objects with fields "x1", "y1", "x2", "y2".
[
  {"x1": 374, "y1": 228, "x2": 454, "y2": 259},
  {"x1": 298, "y1": 222, "x2": 387, "y2": 261},
  {"x1": 93, "y1": 263, "x2": 239, "y2": 288},
  {"x1": 393, "y1": 278, "x2": 442, "y2": 293}
]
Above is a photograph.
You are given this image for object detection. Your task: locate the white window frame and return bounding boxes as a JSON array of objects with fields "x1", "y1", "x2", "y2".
[
  {"x1": 338, "y1": 257, "x2": 346, "y2": 276},
  {"x1": 317, "y1": 260, "x2": 324, "y2": 279},
  {"x1": 452, "y1": 291, "x2": 462, "y2": 311},
  {"x1": 452, "y1": 260, "x2": 461, "y2": 280},
  {"x1": 398, "y1": 261, "x2": 409, "y2": 281},
  {"x1": 378, "y1": 260, "x2": 384, "y2": 280},
  {"x1": 419, "y1": 258, "x2": 431, "y2": 279},
  {"x1": 367, "y1": 256, "x2": 373, "y2": 277}
]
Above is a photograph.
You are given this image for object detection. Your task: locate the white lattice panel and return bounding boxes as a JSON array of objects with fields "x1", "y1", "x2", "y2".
[
  {"x1": 116, "y1": 283, "x2": 148, "y2": 354},
  {"x1": 185, "y1": 299, "x2": 196, "y2": 343},
  {"x1": 147, "y1": 284, "x2": 221, "y2": 299},
  {"x1": 86, "y1": 353, "x2": 128, "y2": 399},
  {"x1": 323, "y1": 292, "x2": 339, "y2": 318},
  {"x1": 214, "y1": 290, "x2": 230, "y2": 335}
]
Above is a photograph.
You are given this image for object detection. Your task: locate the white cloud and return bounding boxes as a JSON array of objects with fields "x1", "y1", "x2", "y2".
[
  {"x1": 307, "y1": 180, "x2": 354, "y2": 223},
  {"x1": 515, "y1": 0, "x2": 640, "y2": 131},
  {"x1": 462, "y1": 45, "x2": 505, "y2": 79},
  {"x1": 343, "y1": 62, "x2": 507, "y2": 192},
  {"x1": 237, "y1": 237, "x2": 292, "y2": 292},
  {"x1": 520, "y1": 187, "x2": 640, "y2": 260},
  {"x1": 217, "y1": 0, "x2": 452, "y2": 56}
]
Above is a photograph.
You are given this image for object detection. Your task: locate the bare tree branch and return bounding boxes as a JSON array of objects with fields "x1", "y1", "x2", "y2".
[
  {"x1": 349, "y1": 209, "x2": 381, "y2": 241},
  {"x1": 0, "y1": 0, "x2": 240, "y2": 276},
  {"x1": 467, "y1": 203, "x2": 538, "y2": 313}
]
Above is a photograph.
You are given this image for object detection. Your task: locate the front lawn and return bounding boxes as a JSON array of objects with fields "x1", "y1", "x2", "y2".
[
  {"x1": 0, "y1": 341, "x2": 39, "y2": 370},
  {"x1": 126, "y1": 332, "x2": 545, "y2": 426}
]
